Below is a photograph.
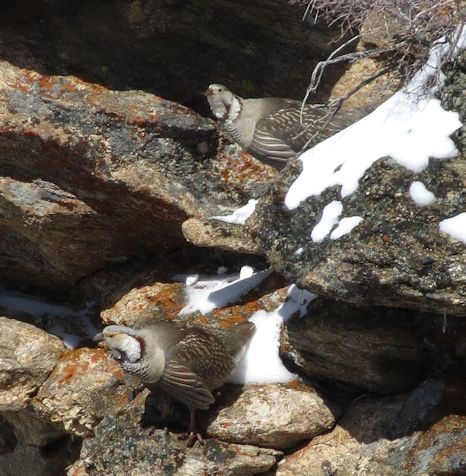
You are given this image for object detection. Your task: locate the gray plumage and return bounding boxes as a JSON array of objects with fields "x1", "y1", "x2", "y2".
[
  {"x1": 97, "y1": 320, "x2": 255, "y2": 411},
  {"x1": 205, "y1": 83, "x2": 373, "y2": 169}
]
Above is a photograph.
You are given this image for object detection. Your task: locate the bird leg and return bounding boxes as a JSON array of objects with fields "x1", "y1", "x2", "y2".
[
  {"x1": 186, "y1": 409, "x2": 204, "y2": 447},
  {"x1": 160, "y1": 399, "x2": 173, "y2": 421}
]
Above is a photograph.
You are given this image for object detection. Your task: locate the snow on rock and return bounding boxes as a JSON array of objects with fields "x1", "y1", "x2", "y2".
[
  {"x1": 330, "y1": 216, "x2": 363, "y2": 240},
  {"x1": 179, "y1": 267, "x2": 272, "y2": 315},
  {"x1": 439, "y1": 213, "x2": 466, "y2": 245},
  {"x1": 210, "y1": 199, "x2": 258, "y2": 225},
  {"x1": 311, "y1": 201, "x2": 343, "y2": 242},
  {"x1": 185, "y1": 274, "x2": 200, "y2": 286},
  {"x1": 285, "y1": 27, "x2": 465, "y2": 211},
  {"x1": 228, "y1": 285, "x2": 316, "y2": 384},
  {"x1": 409, "y1": 181, "x2": 436, "y2": 206},
  {"x1": 239, "y1": 266, "x2": 254, "y2": 279},
  {"x1": 0, "y1": 290, "x2": 95, "y2": 349}
]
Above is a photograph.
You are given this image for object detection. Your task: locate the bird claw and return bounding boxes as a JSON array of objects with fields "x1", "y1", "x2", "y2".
[{"x1": 186, "y1": 431, "x2": 204, "y2": 447}]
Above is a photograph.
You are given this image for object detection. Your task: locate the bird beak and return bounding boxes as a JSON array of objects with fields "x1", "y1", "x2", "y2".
[
  {"x1": 204, "y1": 88, "x2": 213, "y2": 97},
  {"x1": 93, "y1": 332, "x2": 104, "y2": 342}
]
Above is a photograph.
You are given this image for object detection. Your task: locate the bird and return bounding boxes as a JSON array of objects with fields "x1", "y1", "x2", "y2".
[
  {"x1": 205, "y1": 84, "x2": 373, "y2": 169},
  {"x1": 95, "y1": 319, "x2": 255, "y2": 445}
]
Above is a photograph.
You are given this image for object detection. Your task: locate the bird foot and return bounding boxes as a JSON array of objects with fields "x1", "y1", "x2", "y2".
[{"x1": 185, "y1": 431, "x2": 204, "y2": 447}]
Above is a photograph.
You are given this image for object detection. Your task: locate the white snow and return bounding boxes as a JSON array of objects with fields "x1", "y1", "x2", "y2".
[
  {"x1": 179, "y1": 267, "x2": 272, "y2": 315},
  {"x1": 285, "y1": 27, "x2": 465, "y2": 211},
  {"x1": 228, "y1": 285, "x2": 317, "y2": 384},
  {"x1": 48, "y1": 325, "x2": 83, "y2": 349},
  {"x1": 0, "y1": 291, "x2": 73, "y2": 316},
  {"x1": 330, "y1": 216, "x2": 363, "y2": 240},
  {"x1": 311, "y1": 200, "x2": 343, "y2": 242},
  {"x1": 210, "y1": 199, "x2": 258, "y2": 225},
  {"x1": 439, "y1": 213, "x2": 466, "y2": 244},
  {"x1": 239, "y1": 265, "x2": 254, "y2": 279},
  {"x1": 409, "y1": 181, "x2": 436, "y2": 206},
  {"x1": 0, "y1": 290, "x2": 96, "y2": 348},
  {"x1": 185, "y1": 274, "x2": 199, "y2": 286}
]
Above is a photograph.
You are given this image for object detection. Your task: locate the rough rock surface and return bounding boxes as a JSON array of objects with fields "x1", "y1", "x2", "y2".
[
  {"x1": 0, "y1": 59, "x2": 263, "y2": 292},
  {"x1": 247, "y1": 150, "x2": 465, "y2": 317},
  {"x1": 0, "y1": 317, "x2": 78, "y2": 476},
  {"x1": 178, "y1": 55, "x2": 466, "y2": 317},
  {"x1": 207, "y1": 383, "x2": 338, "y2": 450},
  {"x1": 0, "y1": 407, "x2": 80, "y2": 476},
  {"x1": 0, "y1": 1, "x2": 342, "y2": 107},
  {"x1": 87, "y1": 262, "x2": 286, "y2": 330},
  {"x1": 0, "y1": 316, "x2": 65, "y2": 409},
  {"x1": 68, "y1": 395, "x2": 282, "y2": 476},
  {"x1": 280, "y1": 299, "x2": 429, "y2": 394},
  {"x1": 33, "y1": 348, "x2": 130, "y2": 437},
  {"x1": 277, "y1": 378, "x2": 466, "y2": 476},
  {"x1": 182, "y1": 217, "x2": 261, "y2": 255}
]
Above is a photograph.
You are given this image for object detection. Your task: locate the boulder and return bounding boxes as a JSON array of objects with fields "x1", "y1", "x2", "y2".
[
  {"x1": 277, "y1": 378, "x2": 466, "y2": 476},
  {"x1": 207, "y1": 382, "x2": 338, "y2": 450},
  {"x1": 32, "y1": 348, "x2": 130, "y2": 437},
  {"x1": 67, "y1": 394, "x2": 282, "y2": 476},
  {"x1": 280, "y1": 299, "x2": 429, "y2": 394},
  {"x1": 0, "y1": 316, "x2": 65, "y2": 409}
]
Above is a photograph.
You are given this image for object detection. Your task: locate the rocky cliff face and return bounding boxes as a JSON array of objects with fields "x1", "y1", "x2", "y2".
[{"x1": 0, "y1": 1, "x2": 465, "y2": 475}]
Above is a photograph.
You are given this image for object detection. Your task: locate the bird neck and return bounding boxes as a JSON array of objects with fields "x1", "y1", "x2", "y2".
[
  {"x1": 225, "y1": 95, "x2": 242, "y2": 123},
  {"x1": 122, "y1": 340, "x2": 166, "y2": 384}
]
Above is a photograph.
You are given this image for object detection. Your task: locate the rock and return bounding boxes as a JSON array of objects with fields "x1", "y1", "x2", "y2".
[
  {"x1": 0, "y1": 60, "x2": 277, "y2": 293},
  {"x1": 0, "y1": 1, "x2": 343, "y2": 106},
  {"x1": 280, "y1": 299, "x2": 429, "y2": 394},
  {"x1": 0, "y1": 407, "x2": 80, "y2": 476},
  {"x1": 32, "y1": 348, "x2": 130, "y2": 437},
  {"x1": 68, "y1": 395, "x2": 282, "y2": 476},
  {"x1": 85, "y1": 263, "x2": 285, "y2": 330},
  {"x1": 0, "y1": 0, "x2": 361, "y2": 294},
  {"x1": 179, "y1": 56, "x2": 466, "y2": 317},
  {"x1": 0, "y1": 61, "x2": 217, "y2": 292},
  {"x1": 0, "y1": 316, "x2": 65, "y2": 409},
  {"x1": 207, "y1": 383, "x2": 338, "y2": 450},
  {"x1": 243, "y1": 51, "x2": 466, "y2": 317},
  {"x1": 277, "y1": 378, "x2": 466, "y2": 475},
  {"x1": 100, "y1": 280, "x2": 185, "y2": 327},
  {"x1": 0, "y1": 317, "x2": 80, "y2": 476},
  {"x1": 441, "y1": 49, "x2": 466, "y2": 149},
  {"x1": 247, "y1": 150, "x2": 466, "y2": 316},
  {"x1": 183, "y1": 217, "x2": 261, "y2": 255},
  {"x1": 329, "y1": 57, "x2": 400, "y2": 108}
]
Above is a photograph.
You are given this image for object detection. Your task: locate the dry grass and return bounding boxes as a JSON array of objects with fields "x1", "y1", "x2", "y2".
[{"x1": 291, "y1": 0, "x2": 465, "y2": 105}]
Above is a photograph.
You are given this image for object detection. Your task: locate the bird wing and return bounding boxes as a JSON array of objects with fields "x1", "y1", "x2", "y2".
[
  {"x1": 158, "y1": 360, "x2": 215, "y2": 410},
  {"x1": 250, "y1": 103, "x2": 373, "y2": 169},
  {"x1": 160, "y1": 327, "x2": 237, "y2": 410},
  {"x1": 249, "y1": 106, "x2": 306, "y2": 168}
]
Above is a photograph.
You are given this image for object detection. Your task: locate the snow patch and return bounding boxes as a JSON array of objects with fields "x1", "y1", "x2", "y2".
[
  {"x1": 185, "y1": 274, "x2": 199, "y2": 286},
  {"x1": 409, "y1": 181, "x2": 436, "y2": 206},
  {"x1": 285, "y1": 27, "x2": 465, "y2": 211},
  {"x1": 439, "y1": 213, "x2": 466, "y2": 245},
  {"x1": 0, "y1": 290, "x2": 96, "y2": 349},
  {"x1": 210, "y1": 199, "x2": 258, "y2": 225},
  {"x1": 311, "y1": 200, "x2": 343, "y2": 242},
  {"x1": 179, "y1": 267, "x2": 272, "y2": 315},
  {"x1": 228, "y1": 285, "x2": 317, "y2": 384},
  {"x1": 330, "y1": 216, "x2": 363, "y2": 240}
]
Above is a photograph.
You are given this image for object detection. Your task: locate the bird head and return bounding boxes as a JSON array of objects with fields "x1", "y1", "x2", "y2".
[
  {"x1": 205, "y1": 84, "x2": 240, "y2": 120},
  {"x1": 95, "y1": 325, "x2": 142, "y2": 364}
]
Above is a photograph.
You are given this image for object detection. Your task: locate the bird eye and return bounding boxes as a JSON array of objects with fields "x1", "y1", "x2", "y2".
[{"x1": 218, "y1": 88, "x2": 223, "y2": 92}]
